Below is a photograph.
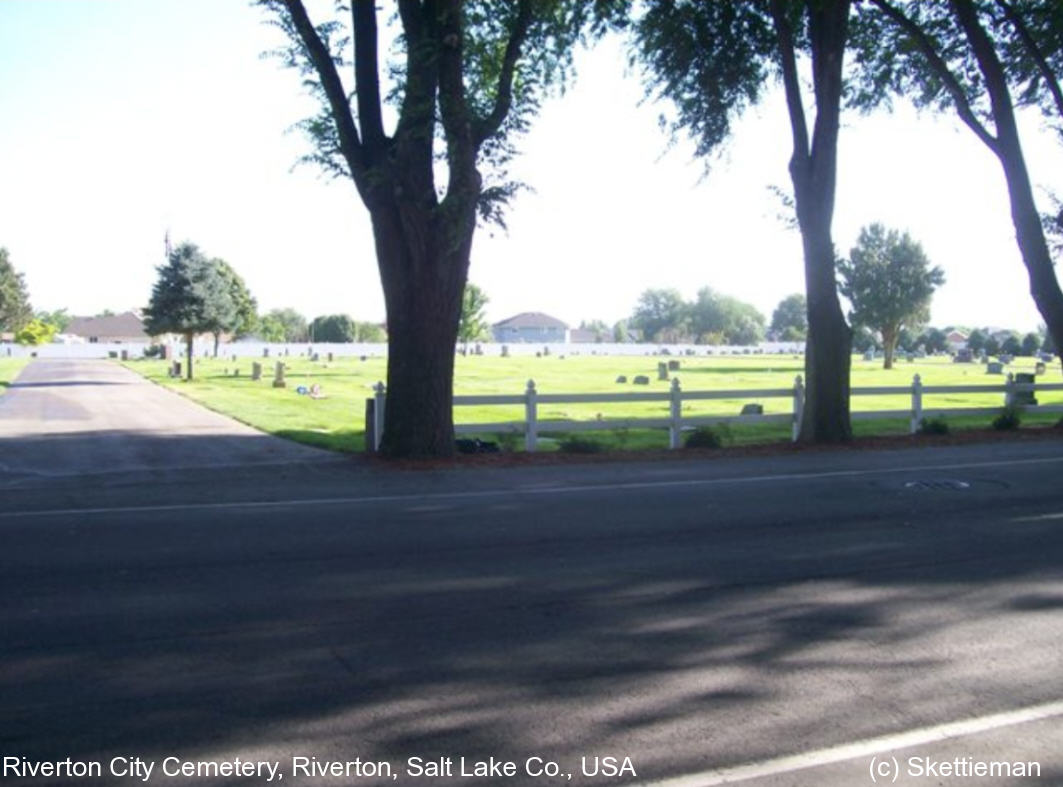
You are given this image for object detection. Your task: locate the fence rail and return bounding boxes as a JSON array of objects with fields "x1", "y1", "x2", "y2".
[{"x1": 368, "y1": 374, "x2": 1063, "y2": 452}]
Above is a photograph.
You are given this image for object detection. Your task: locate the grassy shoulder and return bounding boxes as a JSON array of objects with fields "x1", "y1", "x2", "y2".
[
  {"x1": 0, "y1": 358, "x2": 30, "y2": 393},
  {"x1": 124, "y1": 353, "x2": 1063, "y2": 454}
]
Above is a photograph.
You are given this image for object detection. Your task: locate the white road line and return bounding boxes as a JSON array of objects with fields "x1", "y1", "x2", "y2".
[
  {"x1": 634, "y1": 699, "x2": 1063, "y2": 787},
  {"x1": 2, "y1": 454, "x2": 1063, "y2": 520}
]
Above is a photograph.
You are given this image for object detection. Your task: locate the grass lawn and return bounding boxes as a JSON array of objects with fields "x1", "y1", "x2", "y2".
[
  {"x1": 124, "y1": 352, "x2": 1063, "y2": 453},
  {"x1": 0, "y1": 358, "x2": 29, "y2": 394}
]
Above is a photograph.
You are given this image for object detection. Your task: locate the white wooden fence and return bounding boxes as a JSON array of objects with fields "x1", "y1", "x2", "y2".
[{"x1": 368, "y1": 374, "x2": 1063, "y2": 451}]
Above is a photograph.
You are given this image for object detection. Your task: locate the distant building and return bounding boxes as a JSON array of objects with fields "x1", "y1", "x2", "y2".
[
  {"x1": 492, "y1": 312, "x2": 569, "y2": 343},
  {"x1": 945, "y1": 330, "x2": 968, "y2": 352},
  {"x1": 66, "y1": 312, "x2": 150, "y2": 344},
  {"x1": 568, "y1": 328, "x2": 599, "y2": 344}
]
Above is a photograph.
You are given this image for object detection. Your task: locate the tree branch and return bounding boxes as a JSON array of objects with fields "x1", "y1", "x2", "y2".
[
  {"x1": 996, "y1": 0, "x2": 1063, "y2": 121},
  {"x1": 770, "y1": 0, "x2": 811, "y2": 163},
  {"x1": 435, "y1": 0, "x2": 479, "y2": 200},
  {"x1": 473, "y1": 0, "x2": 534, "y2": 146},
  {"x1": 353, "y1": 0, "x2": 387, "y2": 156},
  {"x1": 871, "y1": 0, "x2": 1000, "y2": 153},
  {"x1": 281, "y1": 0, "x2": 365, "y2": 178}
]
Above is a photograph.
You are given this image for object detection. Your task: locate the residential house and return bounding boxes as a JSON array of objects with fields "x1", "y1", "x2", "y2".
[
  {"x1": 491, "y1": 312, "x2": 569, "y2": 343},
  {"x1": 945, "y1": 329, "x2": 968, "y2": 353},
  {"x1": 65, "y1": 312, "x2": 150, "y2": 344}
]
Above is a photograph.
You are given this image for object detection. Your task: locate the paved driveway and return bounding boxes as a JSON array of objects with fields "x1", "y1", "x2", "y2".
[{"x1": 0, "y1": 359, "x2": 333, "y2": 483}]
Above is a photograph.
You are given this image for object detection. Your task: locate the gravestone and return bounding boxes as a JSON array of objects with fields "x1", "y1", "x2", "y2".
[
  {"x1": 120, "y1": 350, "x2": 128, "y2": 361},
  {"x1": 999, "y1": 353, "x2": 1012, "y2": 364},
  {"x1": 263, "y1": 348, "x2": 270, "y2": 358},
  {"x1": 657, "y1": 362, "x2": 668, "y2": 381},
  {"x1": 615, "y1": 375, "x2": 627, "y2": 384},
  {"x1": 171, "y1": 361, "x2": 182, "y2": 378},
  {"x1": 906, "y1": 353, "x2": 915, "y2": 362},
  {"x1": 232, "y1": 354, "x2": 237, "y2": 362},
  {"x1": 986, "y1": 361, "x2": 1004, "y2": 375},
  {"x1": 740, "y1": 403, "x2": 764, "y2": 415},
  {"x1": 501, "y1": 345, "x2": 509, "y2": 358},
  {"x1": 863, "y1": 350, "x2": 874, "y2": 361},
  {"x1": 542, "y1": 346, "x2": 550, "y2": 356},
  {"x1": 667, "y1": 360, "x2": 680, "y2": 371},
  {"x1": 1014, "y1": 372, "x2": 1037, "y2": 406},
  {"x1": 251, "y1": 362, "x2": 262, "y2": 381},
  {"x1": 272, "y1": 362, "x2": 286, "y2": 388},
  {"x1": 327, "y1": 352, "x2": 334, "y2": 362},
  {"x1": 1035, "y1": 361, "x2": 1046, "y2": 375},
  {"x1": 360, "y1": 355, "x2": 367, "y2": 362},
  {"x1": 633, "y1": 375, "x2": 650, "y2": 385},
  {"x1": 311, "y1": 353, "x2": 320, "y2": 362},
  {"x1": 233, "y1": 369, "x2": 240, "y2": 377}
]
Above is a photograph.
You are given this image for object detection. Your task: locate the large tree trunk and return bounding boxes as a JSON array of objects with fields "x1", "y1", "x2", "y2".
[
  {"x1": 185, "y1": 332, "x2": 194, "y2": 381},
  {"x1": 371, "y1": 202, "x2": 474, "y2": 459},
  {"x1": 882, "y1": 326, "x2": 897, "y2": 369},
  {"x1": 797, "y1": 212, "x2": 853, "y2": 442},
  {"x1": 774, "y1": 0, "x2": 853, "y2": 443},
  {"x1": 951, "y1": 0, "x2": 1063, "y2": 371}
]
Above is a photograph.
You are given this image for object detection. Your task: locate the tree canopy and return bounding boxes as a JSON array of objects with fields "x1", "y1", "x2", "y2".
[
  {"x1": 838, "y1": 224, "x2": 944, "y2": 369},
  {"x1": 770, "y1": 293, "x2": 807, "y2": 340},
  {"x1": 310, "y1": 313, "x2": 357, "y2": 343},
  {"x1": 0, "y1": 247, "x2": 33, "y2": 332},
  {"x1": 259, "y1": 308, "x2": 309, "y2": 343},
  {"x1": 630, "y1": 288, "x2": 688, "y2": 343}
]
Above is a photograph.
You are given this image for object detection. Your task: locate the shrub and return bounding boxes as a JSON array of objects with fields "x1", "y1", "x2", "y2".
[
  {"x1": 143, "y1": 344, "x2": 165, "y2": 359},
  {"x1": 684, "y1": 424, "x2": 730, "y2": 449},
  {"x1": 558, "y1": 436, "x2": 604, "y2": 454},
  {"x1": 918, "y1": 416, "x2": 949, "y2": 435},
  {"x1": 495, "y1": 429, "x2": 520, "y2": 452},
  {"x1": 992, "y1": 405, "x2": 1022, "y2": 431}
]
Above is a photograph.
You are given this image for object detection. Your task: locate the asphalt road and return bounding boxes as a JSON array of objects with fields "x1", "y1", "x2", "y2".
[
  {"x1": 0, "y1": 360, "x2": 331, "y2": 486},
  {"x1": 3, "y1": 360, "x2": 1063, "y2": 786}
]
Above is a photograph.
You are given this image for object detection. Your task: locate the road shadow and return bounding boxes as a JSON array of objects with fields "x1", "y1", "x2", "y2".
[{"x1": 2, "y1": 456, "x2": 1062, "y2": 785}]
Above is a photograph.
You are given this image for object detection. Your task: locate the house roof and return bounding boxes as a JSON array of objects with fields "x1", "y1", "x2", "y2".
[
  {"x1": 67, "y1": 312, "x2": 149, "y2": 339},
  {"x1": 493, "y1": 312, "x2": 568, "y2": 330}
]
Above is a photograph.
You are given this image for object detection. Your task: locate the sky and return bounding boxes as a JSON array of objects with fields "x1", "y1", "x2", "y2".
[{"x1": 2, "y1": 0, "x2": 1062, "y2": 333}]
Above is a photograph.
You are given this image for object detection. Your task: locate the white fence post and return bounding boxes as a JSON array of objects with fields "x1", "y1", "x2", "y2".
[
  {"x1": 910, "y1": 373, "x2": 923, "y2": 434},
  {"x1": 524, "y1": 379, "x2": 538, "y2": 452},
  {"x1": 373, "y1": 381, "x2": 386, "y2": 452},
  {"x1": 669, "y1": 377, "x2": 682, "y2": 449},
  {"x1": 792, "y1": 375, "x2": 805, "y2": 442},
  {"x1": 1004, "y1": 372, "x2": 1015, "y2": 407}
]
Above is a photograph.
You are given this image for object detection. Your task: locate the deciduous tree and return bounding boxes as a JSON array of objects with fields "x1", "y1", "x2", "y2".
[
  {"x1": 259, "y1": 0, "x2": 599, "y2": 457},
  {"x1": 310, "y1": 313, "x2": 357, "y2": 343},
  {"x1": 853, "y1": 0, "x2": 1063, "y2": 371},
  {"x1": 630, "y1": 288, "x2": 689, "y2": 343},
  {"x1": 770, "y1": 293, "x2": 807, "y2": 339},
  {"x1": 838, "y1": 224, "x2": 944, "y2": 369},
  {"x1": 260, "y1": 308, "x2": 308, "y2": 343},
  {"x1": 625, "y1": 0, "x2": 856, "y2": 441}
]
